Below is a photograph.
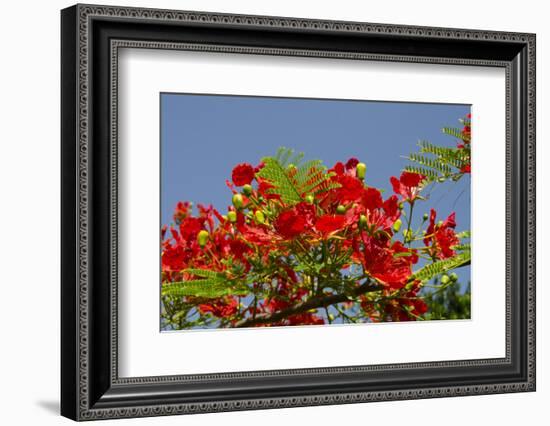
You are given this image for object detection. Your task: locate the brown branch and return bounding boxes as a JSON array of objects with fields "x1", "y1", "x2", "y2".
[{"x1": 234, "y1": 281, "x2": 381, "y2": 328}]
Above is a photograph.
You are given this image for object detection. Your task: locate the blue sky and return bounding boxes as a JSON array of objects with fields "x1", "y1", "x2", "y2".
[{"x1": 160, "y1": 93, "x2": 470, "y2": 285}]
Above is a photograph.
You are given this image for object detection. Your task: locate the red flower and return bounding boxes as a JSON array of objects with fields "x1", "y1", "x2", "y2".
[
  {"x1": 315, "y1": 215, "x2": 346, "y2": 235},
  {"x1": 162, "y1": 245, "x2": 186, "y2": 272},
  {"x1": 274, "y1": 208, "x2": 308, "y2": 239},
  {"x1": 424, "y1": 209, "x2": 459, "y2": 259},
  {"x1": 361, "y1": 187, "x2": 383, "y2": 211},
  {"x1": 390, "y1": 171, "x2": 425, "y2": 202},
  {"x1": 345, "y1": 157, "x2": 359, "y2": 171},
  {"x1": 257, "y1": 178, "x2": 281, "y2": 200},
  {"x1": 333, "y1": 175, "x2": 365, "y2": 203},
  {"x1": 231, "y1": 163, "x2": 255, "y2": 186},
  {"x1": 173, "y1": 201, "x2": 192, "y2": 224},
  {"x1": 179, "y1": 217, "x2": 205, "y2": 243},
  {"x1": 198, "y1": 297, "x2": 239, "y2": 317},
  {"x1": 330, "y1": 161, "x2": 345, "y2": 176},
  {"x1": 460, "y1": 164, "x2": 471, "y2": 174},
  {"x1": 356, "y1": 236, "x2": 417, "y2": 290}
]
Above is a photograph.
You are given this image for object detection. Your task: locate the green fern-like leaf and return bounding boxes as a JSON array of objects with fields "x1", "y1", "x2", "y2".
[
  {"x1": 257, "y1": 147, "x2": 340, "y2": 205},
  {"x1": 419, "y1": 141, "x2": 456, "y2": 157},
  {"x1": 412, "y1": 251, "x2": 471, "y2": 283},
  {"x1": 162, "y1": 279, "x2": 248, "y2": 298},
  {"x1": 183, "y1": 268, "x2": 225, "y2": 279},
  {"x1": 403, "y1": 165, "x2": 440, "y2": 182},
  {"x1": 442, "y1": 127, "x2": 464, "y2": 140},
  {"x1": 409, "y1": 153, "x2": 453, "y2": 174}
]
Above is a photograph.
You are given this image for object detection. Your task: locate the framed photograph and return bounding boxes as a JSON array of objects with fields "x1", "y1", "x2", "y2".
[{"x1": 61, "y1": 4, "x2": 536, "y2": 421}]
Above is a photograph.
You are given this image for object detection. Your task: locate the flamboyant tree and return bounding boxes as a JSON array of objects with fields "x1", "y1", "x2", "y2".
[{"x1": 161, "y1": 115, "x2": 472, "y2": 329}]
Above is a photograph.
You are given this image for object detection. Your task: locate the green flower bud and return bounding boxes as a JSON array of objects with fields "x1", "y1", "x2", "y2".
[
  {"x1": 437, "y1": 220, "x2": 444, "y2": 227},
  {"x1": 356, "y1": 162, "x2": 367, "y2": 180},
  {"x1": 305, "y1": 194, "x2": 314, "y2": 204},
  {"x1": 328, "y1": 314, "x2": 335, "y2": 321},
  {"x1": 423, "y1": 212, "x2": 429, "y2": 222},
  {"x1": 393, "y1": 219, "x2": 402, "y2": 232},
  {"x1": 197, "y1": 230, "x2": 209, "y2": 247},
  {"x1": 336, "y1": 205, "x2": 346, "y2": 215},
  {"x1": 450, "y1": 272, "x2": 459, "y2": 282},
  {"x1": 232, "y1": 193, "x2": 244, "y2": 210},
  {"x1": 242, "y1": 184, "x2": 253, "y2": 196},
  {"x1": 403, "y1": 229, "x2": 412, "y2": 242},
  {"x1": 359, "y1": 214, "x2": 368, "y2": 229},
  {"x1": 287, "y1": 164, "x2": 297, "y2": 173},
  {"x1": 398, "y1": 202, "x2": 404, "y2": 210},
  {"x1": 222, "y1": 215, "x2": 228, "y2": 221},
  {"x1": 440, "y1": 274, "x2": 450, "y2": 285},
  {"x1": 254, "y1": 210, "x2": 265, "y2": 224},
  {"x1": 227, "y1": 210, "x2": 237, "y2": 223}
]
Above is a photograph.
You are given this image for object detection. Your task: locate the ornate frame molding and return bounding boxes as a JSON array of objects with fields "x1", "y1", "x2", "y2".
[{"x1": 61, "y1": 4, "x2": 535, "y2": 421}]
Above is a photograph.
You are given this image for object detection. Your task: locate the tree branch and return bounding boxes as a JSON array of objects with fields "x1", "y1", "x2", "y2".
[{"x1": 234, "y1": 281, "x2": 382, "y2": 328}]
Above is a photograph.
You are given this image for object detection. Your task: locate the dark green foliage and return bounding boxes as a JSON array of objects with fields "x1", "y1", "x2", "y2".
[{"x1": 422, "y1": 281, "x2": 471, "y2": 320}]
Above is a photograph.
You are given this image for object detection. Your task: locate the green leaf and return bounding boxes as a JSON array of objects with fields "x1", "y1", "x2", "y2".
[
  {"x1": 442, "y1": 127, "x2": 464, "y2": 140},
  {"x1": 183, "y1": 268, "x2": 225, "y2": 279},
  {"x1": 162, "y1": 279, "x2": 248, "y2": 298},
  {"x1": 456, "y1": 230, "x2": 471, "y2": 239},
  {"x1": 257, "y1": 147, "x2": 340, "y2": 205},
  {"x1": 412, "y1": 250, "x2": 471, "y2": 283}
]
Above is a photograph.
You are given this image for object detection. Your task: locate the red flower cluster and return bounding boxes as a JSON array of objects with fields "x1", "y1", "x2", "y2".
[{"x1": 161, "y1": 145, "x2": 469, "y2": 329}]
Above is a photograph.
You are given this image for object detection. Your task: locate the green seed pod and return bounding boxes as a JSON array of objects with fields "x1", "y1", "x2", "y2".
[
  {"x1": 197, "y1": 230, "x2": 209, "y2": 247},
  {"x1": 450, "y1": 272, "x2": 459, "y2": 282},
  {"x1": 393, "y1": 219, "x2": 402, "y2": 232},
  {"x1": 423, "y1": 212, "x2": 429, "y2": 222},
  {"x1": 232, "y1": 193, "x2": 244, "y2": 210},
  {"x1": 242, "y1": 184, "x2": 253, "y2": 196},
  {"x1": 227, "y1": 210, "x2": 237, "y2": 223},
  {"x1": 356, "y1": 162, "x2": 367, "y2": 180},
  {"x1": 305, "y1": 194, "x2": 314, "y2": 204},
  {"x1": 441, "y1": 274, "x2": 450, "y2": 285},
  {"x1": 254, "y1": 210, "x2": 265, "y2": 224},
  {"x1": 336, "y1": 205, "x2": 346, "y2": 215},
  {"x1": 359, "y1": 214, "x2": 368, "y2": 229}
]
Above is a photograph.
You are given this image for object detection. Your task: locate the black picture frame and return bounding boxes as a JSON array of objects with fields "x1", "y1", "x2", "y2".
[{"x1": 61, "y1": 4, "x2": 536, "y2": 421}]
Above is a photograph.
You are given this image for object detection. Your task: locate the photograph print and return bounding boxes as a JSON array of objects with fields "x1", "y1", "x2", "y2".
[{"x1": 160, "y1": 94, "x2": 472, "y2": 331}]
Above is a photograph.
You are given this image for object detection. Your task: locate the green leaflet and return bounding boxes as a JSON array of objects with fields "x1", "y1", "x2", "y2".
[
  {"x1": 256, "y1": 147, "x2": 340, "y2": 205},
  {"x1": 412, "y1": 250, "x2": 471, "y2": 283},
  {"x1": 442, "y1": 127, "x2": 464, "y2": 140},
  {"x1": 403, "y1": 165, "x2": 440, "y2": 182},
  {"x1": 456, "y1": 230, "x2": 471, "y2": 239},
  {"x1": 162, "y1": 279, "x2": 249, "y2": 298},
  {"x1": 409, "y1": 153, "x2": 453, "y2": 174},
  {"x1": 183, "y1": 268, "x2": 224, "y2": 279}
]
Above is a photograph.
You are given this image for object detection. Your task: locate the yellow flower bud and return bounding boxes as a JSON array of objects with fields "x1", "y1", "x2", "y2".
[
  {"x1": 227, "y1": 211, "x2": 237, "y2": 223},
  {"x1": 232, "y1": 193, "x2": 244, "y2": 209},
  {"x1": 197, "y1": 230, "x2": 209, "y2": 247},
  {"x1": 356, "y1": 162, "x2": 366, "y2": 180},
  {"x1": 359, "y1": 214, "x2": 368, "y2": 229},
  {"x1": 242, "y1": 184, "x2": 253, "y2": 196},
  {"x1": 393, "y1": 219, "x2": 402, "y2": 232},
  {"x1": 254, "y1": 210, "x2": 265, "y2": 224}
]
